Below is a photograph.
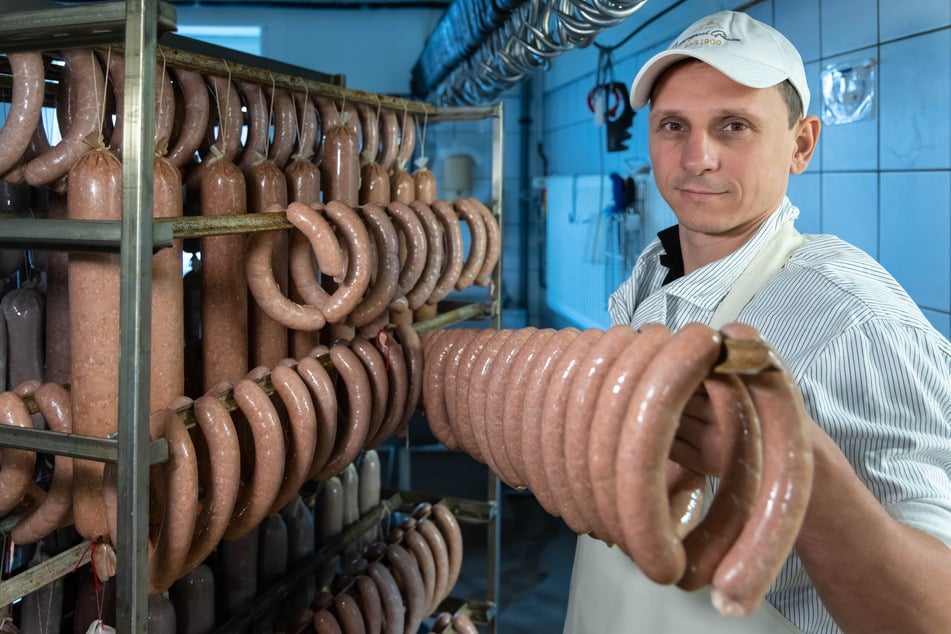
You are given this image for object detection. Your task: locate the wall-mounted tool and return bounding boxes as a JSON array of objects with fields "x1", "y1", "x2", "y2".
[{"x1": 587, "y1": 82, "x2": 635, "y2": 152}]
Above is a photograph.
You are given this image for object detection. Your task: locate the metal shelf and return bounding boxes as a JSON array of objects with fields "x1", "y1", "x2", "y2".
[
  {"x1": 0, "y1": 5, "x2": 506, "y2": 629},
  {"x1": 0, "y1": 0, "x2": 177, "y2": 53}
]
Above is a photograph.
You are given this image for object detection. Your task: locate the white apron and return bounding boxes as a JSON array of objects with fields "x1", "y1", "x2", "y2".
[{"x1": 564, "y1": 220, "x2": 806, "y2": 634}]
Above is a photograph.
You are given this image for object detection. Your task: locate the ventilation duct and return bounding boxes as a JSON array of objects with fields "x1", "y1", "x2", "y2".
[{"x1": 411, "y1": 0, "x2": 647, "y2": 105}]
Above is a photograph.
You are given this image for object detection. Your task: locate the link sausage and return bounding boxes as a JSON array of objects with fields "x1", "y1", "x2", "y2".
[
  {"x1": 0, "y1": 52, "x2": 45, "y2": 176},
  {"x1": 314, "y1": 343, "x2": 372, "y2": 480},
  {"x1": 180, "y1": 393, "x2": 241, "y2": 576},
  {"x1": 224, "y1": 378, "x2": 287, "y2": 540},
  {"x1": 614, "y1": 322, "x2": 722, "y2": 584}
]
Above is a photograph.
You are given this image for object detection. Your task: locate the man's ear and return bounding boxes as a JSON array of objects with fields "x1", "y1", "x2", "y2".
[{"x1": 790, "y1": 115, "x2": 821, "y2": 175}]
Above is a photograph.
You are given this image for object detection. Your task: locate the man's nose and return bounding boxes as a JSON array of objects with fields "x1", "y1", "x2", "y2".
[{"x1": 681, "y1": 131, "x2": 718, "y2": 174}]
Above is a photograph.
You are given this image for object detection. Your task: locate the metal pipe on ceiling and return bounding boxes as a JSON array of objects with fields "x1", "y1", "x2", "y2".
[{"x1": 412, "y1": 0, "x2": 647, "y2": 105}]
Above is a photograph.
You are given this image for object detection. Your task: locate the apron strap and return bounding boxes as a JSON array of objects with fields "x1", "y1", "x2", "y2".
[{"x1": 709, "y1": 219, "x2": 805, "y2": 329}]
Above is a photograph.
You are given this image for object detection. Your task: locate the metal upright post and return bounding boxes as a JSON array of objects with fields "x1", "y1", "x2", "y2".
[
  {"x1": 116, "y1": 0, "x2": 158, "y2": 628},
  {"x1": 485, "y1": 99, "x2": 505, "y2": 634}
]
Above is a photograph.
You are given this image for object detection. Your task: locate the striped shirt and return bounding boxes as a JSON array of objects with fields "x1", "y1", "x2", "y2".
[{"x1": 607, "y1": 198, "x2": 951, "y2": 633}]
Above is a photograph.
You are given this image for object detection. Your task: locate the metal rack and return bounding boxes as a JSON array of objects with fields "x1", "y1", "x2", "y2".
[{"x1": 0, "y1": 2, "x2": 506, "y2": 630}]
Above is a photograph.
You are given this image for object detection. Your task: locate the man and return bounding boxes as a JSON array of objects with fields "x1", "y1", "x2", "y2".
[{"x1": 564, "y1": 11, "x2": 951, "y2": 634}]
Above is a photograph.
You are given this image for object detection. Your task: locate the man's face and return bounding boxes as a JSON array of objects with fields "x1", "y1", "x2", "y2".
[{"x1": 648, "y1": 61, "x2": 810, "y2": 241}]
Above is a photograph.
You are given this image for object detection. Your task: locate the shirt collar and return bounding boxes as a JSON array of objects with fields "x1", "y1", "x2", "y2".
[{"x1": 655, "y1": 197, "x2": 800, "y2": 309}]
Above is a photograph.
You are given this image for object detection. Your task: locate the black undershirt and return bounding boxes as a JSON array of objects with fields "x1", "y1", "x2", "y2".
[{"x1": 657, "y1": 225, "x2": 684, "y2": 285}]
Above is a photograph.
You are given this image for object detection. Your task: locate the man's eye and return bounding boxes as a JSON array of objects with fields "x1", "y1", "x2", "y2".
[
  {"x1": 660, "y1": 121, "x2": 683, "y2": 132},
  {"x1": 723, "y1": 121, "x2": 748, "y2": 132}
]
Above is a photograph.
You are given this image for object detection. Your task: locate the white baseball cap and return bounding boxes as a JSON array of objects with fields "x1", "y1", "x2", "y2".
[{"x1": 629, "y1": 11, "x2": 809, "y2": 115}]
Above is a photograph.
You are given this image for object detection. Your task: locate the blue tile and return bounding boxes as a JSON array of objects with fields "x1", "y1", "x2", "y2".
[
  {"x1": 879, "y1": 171, "x2": 951, "y2": 312},
  {"x1": 820, "y1": 172, "x2": 879, "y2": 258},
  {"x1": 879, "y1": 29, "x2": 951, "y2": 170},
  {"x1": 776, "y1": 0, "x2": 821, "y2": 63},
  {"x1": 880, "y1": 0, "x2": 951, "y2": 42},
  {"x1": 817, "y1": 47, "x2": 879, "y2": 171},
  {"x1": 821, "y1": 0, "x2": 878, "y2": 56},
  {"x1": 788, "y1": 173, "x2": 821, "y2": 233},
  {"x1": 921, "y1": 309, "x2": 951, "y2": 339}
]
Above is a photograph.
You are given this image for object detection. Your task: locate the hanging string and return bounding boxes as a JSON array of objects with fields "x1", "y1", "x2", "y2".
[
  {"x1": 156, "y1": 50, "x2": 168, "y2": 155},
  {"x1": 96, "y1": 48, "x2": 111, "y2": 149},
  {"x1": 266, "y1": 72, "x2": 277, "y2": 161}
]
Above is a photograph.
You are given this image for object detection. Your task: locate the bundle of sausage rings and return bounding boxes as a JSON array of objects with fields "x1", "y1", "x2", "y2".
[{"x1": 422, "y1": 321, "x2": 816, "y2": 618}]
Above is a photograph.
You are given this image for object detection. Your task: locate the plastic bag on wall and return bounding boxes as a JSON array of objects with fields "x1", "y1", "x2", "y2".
[{"x1": 820, "y1": 58, "x2": 877, "y2": 125}]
